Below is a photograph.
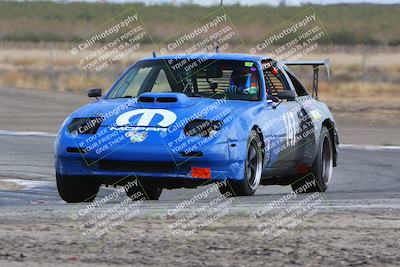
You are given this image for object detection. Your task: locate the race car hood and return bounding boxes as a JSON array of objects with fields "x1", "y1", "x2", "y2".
[{"x1": 70, "y1": 93, "x2": 247, "y2": 129}]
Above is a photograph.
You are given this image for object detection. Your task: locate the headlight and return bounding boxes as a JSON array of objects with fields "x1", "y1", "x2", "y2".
[
  {"x1": 184, "y1": 119, "x2": 223, "y2": 137},
  {"x1": 67, "y1": 117, "x2": 103, "y2": 135}
]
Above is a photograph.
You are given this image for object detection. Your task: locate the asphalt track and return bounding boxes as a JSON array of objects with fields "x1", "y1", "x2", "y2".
[{"x1": 0, "y1": 133, "x2": 399, "y2": 220}]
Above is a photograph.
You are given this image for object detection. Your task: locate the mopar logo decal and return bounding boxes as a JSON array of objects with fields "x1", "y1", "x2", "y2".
[
  {"x1": 126, "y1": 130, "x2": 148, "y2": 143},
  {"x1": 115, "y1": 109, "x2": 177, "y2": 128}
]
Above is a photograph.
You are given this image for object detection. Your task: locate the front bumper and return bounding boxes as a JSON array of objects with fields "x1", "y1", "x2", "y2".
[{"x1": 55, "y1": 133, "x2": 247, "y2": 182}]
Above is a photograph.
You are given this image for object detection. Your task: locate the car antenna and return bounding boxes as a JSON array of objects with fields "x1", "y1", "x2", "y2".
[
  {"x1": 215, "y1": 0, "x2": 224, "y2": 53},
  {"x1": 152, "y1": 51, "x2": 157, "y2": 58}
]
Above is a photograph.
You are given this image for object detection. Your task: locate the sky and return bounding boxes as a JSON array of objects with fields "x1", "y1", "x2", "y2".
[{"x1": 57, "y1": 0, "x2": 400, "y2": 5}]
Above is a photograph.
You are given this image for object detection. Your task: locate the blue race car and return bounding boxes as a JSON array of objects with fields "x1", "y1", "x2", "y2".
[{"x1": 55, "y1": 53, "x2": 339, "y2": 202}]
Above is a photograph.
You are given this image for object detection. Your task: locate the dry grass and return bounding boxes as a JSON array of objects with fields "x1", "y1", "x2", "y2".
[
  {"x1": 0, "y1": 48, "x2": 151, "y2": 91},
  {"x1": 319, "y1": 81, "x2": 400, "y2": 124},
  {"x1": 0, "y1": 70, "x2": 115, "y2": 92},
  {"x1": 0, "y1": 46, "x2": 399, "y2": 101},
  {"x1": 1, "y1": 2, "x2": 400, "y2": 46},
  {"x1": 325, "y1": 81, "x2": 399, "y2": 95}
]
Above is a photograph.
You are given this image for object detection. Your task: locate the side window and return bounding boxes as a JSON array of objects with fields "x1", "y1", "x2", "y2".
[
  {"x1": 264, "y1": 69, "x2": 288, "y2": 97},
  {"x1": 286, "y1": 71, "x2": 308, "y2": 96}
]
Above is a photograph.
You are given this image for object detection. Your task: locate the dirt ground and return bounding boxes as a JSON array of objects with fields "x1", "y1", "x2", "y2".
[{"x1": 0, "y1": 211, "x2": 399, "y2": 266}]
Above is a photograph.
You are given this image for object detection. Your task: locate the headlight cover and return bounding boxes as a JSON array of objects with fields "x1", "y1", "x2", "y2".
[
  {"x1": 67, "y1": 117, "x2": 103, "y2": 135},
  {"x1": 184, "y1": 119, "x2": 223, "y2": 137}
]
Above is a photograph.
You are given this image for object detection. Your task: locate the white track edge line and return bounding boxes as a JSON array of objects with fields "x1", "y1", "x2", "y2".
[
  {"x1": 0, "y1": 130, "x2": 57, "y2": 138},
  {"x1": 339, "y1": 144, "x2": 400, "y2": 151}
]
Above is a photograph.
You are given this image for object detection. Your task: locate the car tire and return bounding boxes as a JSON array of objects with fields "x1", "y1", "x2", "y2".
[
  {"x1": 291, "y1": 126, "x2": 333, "y2": 193},
  {"x1": 125, "y1": 181, "x2": 162, "y2": 200},
  {"x1": 56, "y1": 173, "x2": 100, "y2": 203},
  {"x1": 219, "y1": 130, "x2": 263, "y2": 196}
]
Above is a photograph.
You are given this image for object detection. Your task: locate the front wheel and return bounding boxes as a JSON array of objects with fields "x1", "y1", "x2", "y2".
[
  {"x1": 291, "y1": 126, "x2": 333, "y2": 193},
  {"x1": 56, "y1": 174, "x2": 100, "y2": 203},
  {"x1": 219, "y1": 130, "x2": 263, "y2": 196}
]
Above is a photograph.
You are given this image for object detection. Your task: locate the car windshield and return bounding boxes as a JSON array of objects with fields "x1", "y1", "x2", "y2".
[{"x1": 106, "y1": 59, "x2": 260, "y2": 100}]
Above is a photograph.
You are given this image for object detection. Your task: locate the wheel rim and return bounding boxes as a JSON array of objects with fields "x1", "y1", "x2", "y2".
[
  {"x1": 246, "y1": 140, "x2": 262, "y2": 190},
  {"x1": 321, "y1": 135, "x2": 333, "y2": 185}
]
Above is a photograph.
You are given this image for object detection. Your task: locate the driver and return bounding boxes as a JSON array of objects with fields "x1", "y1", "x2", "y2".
[{"x1": 227, "y1": 68, "x2": 247, "y2": 94}]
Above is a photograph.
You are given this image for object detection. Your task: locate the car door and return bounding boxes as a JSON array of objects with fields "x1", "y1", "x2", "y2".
[
  {"x1": 262, "y1": 66, "x2": 304, "y2": 173},
  {"x1": 285, "y1": 69, "x2": 318, "y2": 168}
]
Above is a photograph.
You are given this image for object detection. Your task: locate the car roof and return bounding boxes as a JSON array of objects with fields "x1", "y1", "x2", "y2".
[{"x1": 140, "y1": 53, "x2": 271, "y2": 62}]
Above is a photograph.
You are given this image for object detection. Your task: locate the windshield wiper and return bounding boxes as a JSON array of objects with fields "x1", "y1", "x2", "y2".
[
  {"x1": 109, "y1": 95, "x2": 134, "y2": 99},
  {"x1": 185, "y1": 93, "x2": 203, "y2": 97}
]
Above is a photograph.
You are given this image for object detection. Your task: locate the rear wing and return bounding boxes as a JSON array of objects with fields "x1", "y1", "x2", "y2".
[{"x1": 282, "y1": 59, "x2": 331, "y2": 99}]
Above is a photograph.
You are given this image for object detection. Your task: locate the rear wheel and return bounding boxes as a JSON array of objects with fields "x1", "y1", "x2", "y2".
[
  {"x1": 56, "y1": 174, "x2": 100, "y2": 203},
  {"x1": 291, "y1": 126, "x2": 333, "y2": 193},
  {"x1": 219, "y1": 130, "x2": 263, "y2": 196},
  {"x1": 125, "y1": 180, "x2": 162, "y2": 200}
]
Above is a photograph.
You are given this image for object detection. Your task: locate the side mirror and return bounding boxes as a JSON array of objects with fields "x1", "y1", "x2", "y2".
[
  {"x1": 267, "y1": 95, "x2": 279, "y2": 103},
  {"x1": 277, "y1": 90, "x2": 296, "y2": 101},
  {"x1": 87, "y1": 88, "x2": 102, "y2": 98}
]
